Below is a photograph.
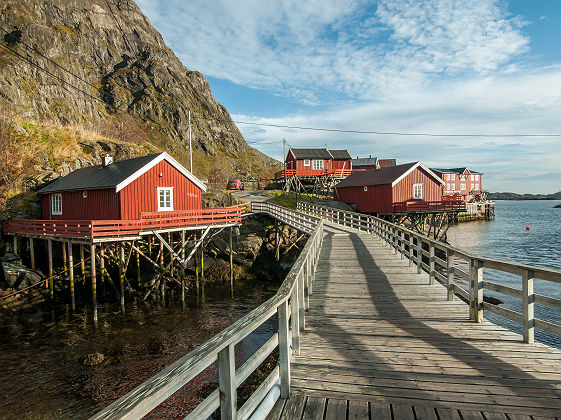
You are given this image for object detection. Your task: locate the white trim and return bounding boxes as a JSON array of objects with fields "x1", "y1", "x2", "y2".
[
  {"x1": 312, "y1": 159, "x2": 324, "y2": 170},
  {"x1": 413, "y1": 183, "x2": 423, "y2": 199},
  {"x1": 364, "y1": 186, "x2": 368, "y2": 192},
  {"x1": 51, "y1": 194, "x2": 62, "y2": 215},
  {"x1": 391, "y1": 162, "x2": 445, "y2": 187},
  {"x1": 157, "y1": 187, "x2": 174, "y2": 211},
  {"x1": 303, "y1": 159, "x2": 310, "y2": 166},
  {"x1": 115, "y1": 152, "x2": 207, "y2": 193}
]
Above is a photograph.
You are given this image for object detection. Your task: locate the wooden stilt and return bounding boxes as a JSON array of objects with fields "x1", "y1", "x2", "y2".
[
  {"x1": 200, "y1": 238, "x2": 204, "y2": 281},
  {"x1": 168, "y1": 233, "x2": 174, "y2": 278},
  {"x1": 29, "y1": 238, "x2": 35, "y2": 270},
  {"x1": 62, "y1": 240, "x2": 67, "y2": 271},
  {"x1": 80, "y1": 244, "x2": 85, "y2": 280},
  {"x1": 229, "y1": 226, "x2": 233, "y2": 288},
  {"x1": 91, "y1": 244, "x2": 98, "y2": 326},
  {"x1": 275, "y1": 220, "x2": 280, "y2": 262},
  {"x1": 159, "y1": 240, "x2": 165, "y2": 303},
  {"x1": 119, "y1": 244, "x2": 125, "y2": 314},
  {"x1": 48, "y1": 239, "x2": 54, "y2": 300},
  {"x1": 195, "y1": 232, "x2": 200, "y2": 291},
  {"x1": 68, "y1": 242, "x2": 75, "y2": 312},
  {"x1": 148, "y1": 235, "x2": 152, "y2": 255},
  {"x1": 181, "y1": 230, "x2": 186, "y2": 304},
  {"x1": 136, "y1": 241, "x2": 141, "y2": 287},
  {"x1": 100, "y1": 245, "x2": 106, "y2": 296},
  {"x1": 13, "y1": 236, "x2": 18, "y2": 256}
]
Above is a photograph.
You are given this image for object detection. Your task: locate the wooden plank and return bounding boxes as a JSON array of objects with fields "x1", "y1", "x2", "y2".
[
  {"x1": 434, "y1": 408, "x2": 461, "y2": 420},
  {"x1": 481, "y1": 412, "x2": 508, "y2": 420},
  {"x1": 324, "y1": 398, "x2": 346, "y2": 420},
  {"x1": 391, "y1": 404, "x2": 415, "y2": 420},
  {"x1": 414, "y1": 406, "x2": 438, "y2": 420},
  {"x1": 459, "y1": 410, "x2": 484, "y2": 419},
  {"x1": 347, "y1": 400, "x2": 368, "y2": 420},
  {"x1": 370, "y1": 402, "x2": 392, "y2": 420},
  {"x1": 265, "y1": 398, "x2": 286, "y2": 420},
  {"x1": 302, "y1": 396, "x2": 326, "y2": 420},
  {"x1": 280, "y1": 394, "x2": 307, "y2": 420}
]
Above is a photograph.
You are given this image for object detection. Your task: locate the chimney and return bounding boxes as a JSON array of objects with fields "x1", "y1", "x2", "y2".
[
  {"x1": 369, "y1": 154, "x2": 371, "y2": 158},
  {"x1": 102, "y1": 155, "x2": 114, "y2": 167}
]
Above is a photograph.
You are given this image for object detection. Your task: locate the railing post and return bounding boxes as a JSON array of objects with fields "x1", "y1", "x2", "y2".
[
  {"x1": 278, "y1": 299, "x2": 291, "y2": 398},
  {"x1": 291, "y1": 282, "x2": 300, "y2": 354},
  {"x1": 469, "y1": 258, "x2": 483, "y2": 322},
  {"x1": 408, "y1": 235, "x2": 414, "y2": 267},
  {"x1": 299, "y1": 271, "x2": 306, "y2": 330},
  {"x1": 429, "y1": 243, "x2": 435, "y2": 284},
  {"x1": 305, "y1": 258, "x2": 311, "y2": 310},
  {"x1": 446, "y1": 249, "x2": 455, "y2": 300},
  {"x1": 393, "y1": 227, "x2": 398, "y2": 254},
  {"x1": 416, "y1": 238, "x2": 422, "y2": 274},
  {"x1": 218, "y1": 343, "x2": 237, "y2": 420},
  {"x1": 399, "y1": 231, "x2": 404, "y2": 260},
  {"x1": 523, "y1": 269, "x2": 535, "y2": 344}
]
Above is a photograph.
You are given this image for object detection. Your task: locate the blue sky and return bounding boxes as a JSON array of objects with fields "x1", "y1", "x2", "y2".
[{"x1": 136, "y1": 0, "x2": 561, "y2": 193}]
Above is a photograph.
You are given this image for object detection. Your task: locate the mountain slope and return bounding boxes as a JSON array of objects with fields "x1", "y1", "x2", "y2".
[{"x1": 0, "y1": 0, "x2": 278, "y2": 178}]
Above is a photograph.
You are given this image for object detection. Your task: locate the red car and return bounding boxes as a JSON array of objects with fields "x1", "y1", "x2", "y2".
[{"x1": 227, "y1": 179, "x2": 244, "y2": 190}]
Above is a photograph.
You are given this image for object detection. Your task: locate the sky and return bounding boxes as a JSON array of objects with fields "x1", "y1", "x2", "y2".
[{"x1": 136, "y1": 0, "x2": 561, "y2": 194}]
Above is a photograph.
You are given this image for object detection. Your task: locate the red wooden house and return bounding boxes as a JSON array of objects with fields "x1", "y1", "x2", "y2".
[
  {"x1": 431, "y1": 167, "x2": 483, "y2": 202},
  {"x1": 351, "y1": 156, "x2": 397, "y2": 171},
  {"x1": 277, "y1": 148, "x2": 352, "y2": 178},
  {"x1": 334, "y1": 162, "x2": 449, "y2": 214},
  {"x1": 37, "y1": 152, "x2": 206, "y2": 220}
]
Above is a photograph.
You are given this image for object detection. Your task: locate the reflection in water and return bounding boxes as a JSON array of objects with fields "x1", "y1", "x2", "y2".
[
  {"x1": 447, "y1": 200, "x2": 561, "y2": 347},
  {"x1": 0, "y1": 280, "x2": 278, "y2": 419}
]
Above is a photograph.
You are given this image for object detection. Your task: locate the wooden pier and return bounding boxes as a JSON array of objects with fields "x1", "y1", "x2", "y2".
[
  {"x1": 86, "y1": 201, "x2": 561, "y2": 420},
  {"x1": 269, "y1": 222, "x2": 561, "y2": 418}
]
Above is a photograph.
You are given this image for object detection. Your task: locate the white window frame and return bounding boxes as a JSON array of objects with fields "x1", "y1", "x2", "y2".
[
  {"x1": 470, "y1": 174, "x2": 474, "y2": 181},
  {"x1": 312, "y1": 159, "x2": 324, "y2": 170},
  {"x1": 450, "y1": 173, "x2": 455, "y2": 180},
  {"x1": 157, "y1": 187, "x2": 174, "y2": 211},
  {"x1": 475, "y1": 174, "x2": 480, "y2": 181},
  {"x1": 446, "y1": 173, "x2": 450, "y2": 180},
  {"x1": 413, "y1": 183, "x2": 423, "y2": 199},
  {"x1": 364, "y1": 186, "x2": 368, "y2": 192},
  {"x1": 475, "y1": 183, "x2": 479, "y2": 190},
  {"x1": 51, "y1": 194, "x2": 62, "y2": 215},
  {"x1": 460, "y1": 183, "x2": 466, "y2": 191},
  {"x1": 303, "y1": 159, "x2": 310, "y2": 167},
  {"x1": 471, "y1": 183, "x2": 474, "y2": 190}
]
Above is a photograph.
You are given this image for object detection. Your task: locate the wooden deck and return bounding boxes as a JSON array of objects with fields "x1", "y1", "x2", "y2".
[{"x1": 269, "y1": 222, "x2": 561, "y2": 419}]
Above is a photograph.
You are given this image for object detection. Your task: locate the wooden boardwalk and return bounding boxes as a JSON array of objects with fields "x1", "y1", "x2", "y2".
[{"x1": 269, "y1": 222, "x2": 561, "y2": 419}]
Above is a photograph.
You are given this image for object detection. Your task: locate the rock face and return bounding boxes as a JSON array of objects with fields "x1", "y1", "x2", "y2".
[{"x1": 0, "y1": 0, "x2": 274, "y2": 165}]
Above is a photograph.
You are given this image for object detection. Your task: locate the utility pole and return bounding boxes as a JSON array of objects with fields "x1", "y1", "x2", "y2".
[
  {"x1": 283, "y1": 138, "x2": 286, "y2": 173},
  {"x1": 189, "y1": 111, "x2": 193, "y2": 173}
]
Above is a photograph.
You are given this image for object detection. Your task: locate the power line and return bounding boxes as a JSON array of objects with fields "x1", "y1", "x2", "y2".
[{"x1": 231, "y1": 120, "x2": 561, "y2": 138}]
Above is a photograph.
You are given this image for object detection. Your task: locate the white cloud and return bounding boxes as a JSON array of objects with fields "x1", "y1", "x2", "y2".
[
  {"x1": 137, "y1": 0, "x2": 529, "y2": 101},
  {"x1": 235, "y1": 67, "x2": 561, "y2": 193}
]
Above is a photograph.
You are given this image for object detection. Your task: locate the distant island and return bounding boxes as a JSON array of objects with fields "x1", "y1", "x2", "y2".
[{"x1": 488, "y1": 191, "x2": 561, "y2": 200}]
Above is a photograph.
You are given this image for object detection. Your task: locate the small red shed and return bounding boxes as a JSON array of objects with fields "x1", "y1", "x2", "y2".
[
  {"x1": 351, "y1": 156, "x2": 397, "y2": 171},
  {"x1": 284, "y1": 148, "x2": 351, "y2": 176},
  {"x1": 334, "y1": 162, "x2": 445, "y2": 214},
  {"x1": 431, "y1": 167, "x2": 483, "y2": 202},
  {"x1": 37, "y1": 152, "x2": 206, "y2": 220}
]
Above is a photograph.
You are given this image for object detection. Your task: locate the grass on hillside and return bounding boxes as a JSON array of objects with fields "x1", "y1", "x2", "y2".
[{"x1": 267, "y1": 191, "x2": 321, "y2": 209}]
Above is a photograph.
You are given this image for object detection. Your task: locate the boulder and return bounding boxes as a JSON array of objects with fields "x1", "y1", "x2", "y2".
[{"x1": 0, "y1": 261, "x2": 42, "y2": 290}]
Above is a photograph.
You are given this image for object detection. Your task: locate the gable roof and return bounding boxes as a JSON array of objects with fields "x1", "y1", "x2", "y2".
[
  {"x1": 289, "y1": 148, "x2": 332, "y2": 160},
  {"x1": 378, "y1": 158, "x2": 397, "y2": 168},
  {"x1": 37, "y1": 152, "x2": 206, "y2": 194},
  {"x1": 329, "y1": 149, "x2": 352, "y2": 159},
  {"x1": 431, "y1": 167, "x2": 482, "y2": 175},
  {"x1": 352, "y1": 157, "x2": 378, "y2": 167},
  {"x1": 288, "y1": 148, "x2": 351, "y2": 160},
  {"x1": 336, "y1": 162, "x2": 444, "y2": 188}
]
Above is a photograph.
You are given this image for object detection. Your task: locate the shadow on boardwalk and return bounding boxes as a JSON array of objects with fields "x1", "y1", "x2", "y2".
[{"x1": 290, "y1": 227, "x2": 561, "y2": 416}]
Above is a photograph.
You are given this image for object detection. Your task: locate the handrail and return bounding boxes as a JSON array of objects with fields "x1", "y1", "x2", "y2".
[
  {"x1": 298, "y1": 201, "x2": 561, "y2": 344},
  {"x1": 2, "y1": 206, "x2": 246, "y2": 239},
  {"x1": 89, "y1": 202, "x2": 323, "y2": 419},
  {"x1": 274, "y1": 168, "x2": 352, "y2": 179}
]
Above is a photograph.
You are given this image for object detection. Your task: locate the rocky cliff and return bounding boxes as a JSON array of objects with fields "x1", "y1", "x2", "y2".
[{"x1": 0, "y1": 0, "x2": 278, "y2": 178}]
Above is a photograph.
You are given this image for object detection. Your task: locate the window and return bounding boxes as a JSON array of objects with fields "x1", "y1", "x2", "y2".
[
  {"x1": 413, "y1": 183, "x2": 423, "y2": 199},
  {"x1": 470, "y1": 174, "x2": 474, "y2": 181},
  {"x1": 475, "y1": 183, "x2": 479, "y2": 190},
  {"x1": 312, "y1": 159, "x2": 324, "y2": 170},
  {"x1": 51, "y1": 194, "x2": 62, "y2": 215},
  {"x1": 447, "y1": 183, "x2": 452, "y2": 191},
  {"x1": 303, "y1": 159, "x2": 310, "y2": 166},
  {"x1": 450, "y1": 174, "x2": 455, "y2": 180},
  {"x1": 471, "y1": 183, "x2": 474, "y2": 190},
  {"x1": 460, "y1": 183, "x2": 466, "y2": 191},
  {"x1": 475, "y1": 174, "x2": 480, "y2": 181},
  {"x1": 364, "y1": 186, "x2": 368, "y2": 192},
  {"x1": 446, "y1": 173, "x2": 450, "y2": 180},
  {"x1": 157, "y1": 187, "x2": 173, "y2": 211},
  {"x1": 82, "y1": 191, "x2": 88, "y2": 198}
]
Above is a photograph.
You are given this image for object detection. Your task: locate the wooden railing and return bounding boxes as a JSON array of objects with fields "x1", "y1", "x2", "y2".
[
  {"x1": 3, "y1": 206, "x2": 246, "y2": 239},
  {"x1": 251, "y1": 202, "x2": 320, "y2": 235},
  {"x1": 90, "y1": 203, "x2": 323, "y2": 419},
  {"x1": 274, "y1": 168, "x2": 352, "y2": 179},
  {"x1": 393, "y1": 199, "x2": 466, "y2": 213},
  {"x1": 298, "y1": 201, "x2": 561, "y2": 344}
]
